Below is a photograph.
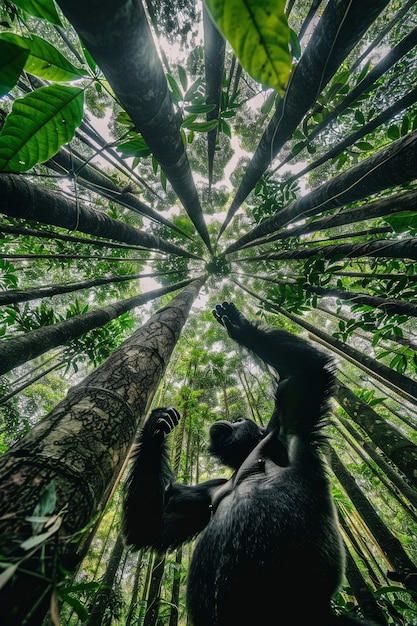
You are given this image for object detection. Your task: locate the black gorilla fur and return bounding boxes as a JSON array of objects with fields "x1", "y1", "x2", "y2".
[{"x1": 122, "y1": 302, "x2": 380, "y2": 625}]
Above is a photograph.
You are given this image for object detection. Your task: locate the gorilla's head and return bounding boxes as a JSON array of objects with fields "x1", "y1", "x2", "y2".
[{"x1": 208, "y1": 417, "x2": 265, "y2": 470}]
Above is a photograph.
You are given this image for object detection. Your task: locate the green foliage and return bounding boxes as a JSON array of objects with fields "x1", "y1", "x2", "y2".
[
  {"x1": 0, "y1": 85, "x2": 84, "y2": 171},
  {"x1": 10, "y1": 0, "x2": 62, "y2": 25},
  {"x1": 205, "y1": 255, "x2": 231, "y2": 277},
  {"x1": 0, "y1": 32, "x2": 86, "y2": 82},
  {"x1": 0, "y1": 36, "x2": 29, "y2": 96},
  {"x1": 205, "y1": 0, "x2": 292, "y2": 94}
]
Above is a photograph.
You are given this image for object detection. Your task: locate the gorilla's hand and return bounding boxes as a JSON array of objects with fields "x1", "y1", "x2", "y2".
[
  {"x1": 213, "y1": 302, "x2": 252, "y2": 341},
  {"x1": 149, "y1": 407, "x2": 181, "y2": 441}
]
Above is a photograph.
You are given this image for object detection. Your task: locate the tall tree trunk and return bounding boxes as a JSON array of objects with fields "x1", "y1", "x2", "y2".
[
  {"x1": 220, "y1": 0, "x2": 391, "y2": 235},
  {"x1": 334, "y1": 381, "x2": 417, "y2": 487},
  {"x1": 85, "y1": 533, "x2": 125, "y2": 626},
  {"x1": 0, "y1": 276, "x2": 206, "y2": 626},
  {"x1": 234, "y1": 281, "x2": 417, "y2": 404},
  {"x1": 56, "y1": 0, "x2": 212, "y2": 253},
  {"x1": 242, "y1": 189, "x2": 417, "y2": 247},
  {"x1": 144, "y1": 554, "x2": 165, "y2": 626},
  {"x1": 331, "y1": 450, "x2": 417, "y2": 577},
  {"x1": 125, "y1": 550, "x2": 144, "y2": 626},
  {"x1": 0, "y1": 278, "x2": 197, "y2": 376},
  {"x1": 226, "y1": 130, "x2": 417, "y2": 252},
  {"x1": 168, "y1": 548, "x2": 183, "y2": 626},
  {"x1": 0, "y1": 173, "x2": 198, "y2": 259},
  {"x1": 0, "y1": 270, "x2": 182, "y2": 306},
  {"x1": 342, "y1": 534, "x2": 388, "y2": 624}
]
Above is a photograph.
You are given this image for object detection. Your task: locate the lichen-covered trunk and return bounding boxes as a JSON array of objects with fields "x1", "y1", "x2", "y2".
[{"x1": 0, "y1": 276, "x2": 206, "y2": 626}]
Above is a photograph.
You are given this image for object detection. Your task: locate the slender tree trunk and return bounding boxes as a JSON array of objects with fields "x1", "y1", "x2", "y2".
[
  {"x1": 0, "y1": 271, "x2": 182, "y2": 306},
  {"x1": 0, "y1": 276, "x2": 206, "y2": 626},
  {"x1": 334, "y1": 381, "x2": 417, "y2": 487},
  {"x1": 168, "y1": 548, "x2": 183, "y2": 626},
  {"x1": 342, "y1": 533, "x2": 388, "y2": 624},
  {"x1": 0, "y1": 278, "x2": 196, "y2": 375},
  {"x1": 85, "y1": 533, "x2": 125, "y2": 626},
  {"x1": 144, "y1": 554, "x2": 165, "y2": 626},
  {"x1": 331, "y1": 450, "x2": 417, "y2": 577},
  {"x1": 203, "y1": 2, "x2": 225, "y2": 190},
  {"x1": 0, "y1": 173, "x2": 198, "y2": 259},
  {"x1": 242, "y1": 189, "x2": 417, "y2": 247},
  {"x1": 56, "y1": 0, "x2": 212, "y2": 253},
  {"x1": 335, "y1": 415, "x2": 417, "y2": 510},
  {"x1": 220, "y1": 0, "x2": 391, "y2": 234},
  {"x1": 242, "y1": 236, "x2": 417, "y2": 263},
  {"x1": 226, "y1": 130, "x2": 417, "y2": 252},
  {"x1": 125, "y1": 551, "x2": 144, "y2": 626}
]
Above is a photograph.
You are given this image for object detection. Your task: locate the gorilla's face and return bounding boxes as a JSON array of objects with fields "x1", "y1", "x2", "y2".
[{"x1": 208, "y1": 418, "x2": 265, "y2": 470}]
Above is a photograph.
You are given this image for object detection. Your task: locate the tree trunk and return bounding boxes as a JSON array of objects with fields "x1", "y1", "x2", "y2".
[
  {"x1": 85, "y1": 533, "x2": 125, "y2": 626},
  {"x1": 0, "y1": 276, "x2": 206, "y2": 626},
  {"x1": 48, "y1": 147, "x2": 186, "y2": 235},
  {"x1": 330, "y1": 450, "x2": 417, "y2": 578},
  {"x1": 0, "y1": 278, "x2": 197, "y2": 375},
  {"x1": 342, "y1": 530, "x2": 388, "y2": 624},
  {"x1": 234, "y1": 280, "x2": 417, "y2": 405},
  {"x1": 56, "y1": 0, "x2": 212, "y2": 253},
  {"x1": 144, "y1": 555, "x2": 165, "y2": 626},
  {"x1": 203, "y1": 2, "x2": 225, "y2": 190},
  {"x1": 314, "y1": 22, "x2": 417, "y2": 135},
  {"x1": 125, "y1": 550, "x2": 144, "y2": 626},
  {"x1": 220, "y1": 0, "x2": 391, "y2": 234},
  {"x1": 242, "y1": 189, "x2": 417, "y2": 247},
  {"x1": 334, "y1": 381, "x2": 417, "y2": 487},
  {"x1": 0, "y1": 173, "x2": 199, "y2": 259},
  {"x1": 0, "y1": 270, "x2": 181, "y2": 306},
  {"x1": 168, "y1": 548, "x2": 183, "y2": 626},
  {"x1": 226, "y1": 130, "x2": 417, "y2": 252}
]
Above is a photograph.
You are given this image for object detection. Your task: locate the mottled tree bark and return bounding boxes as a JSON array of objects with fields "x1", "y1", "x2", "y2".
[{"x1": 0, "y1": 276, "x2": 206, "y2": 626}]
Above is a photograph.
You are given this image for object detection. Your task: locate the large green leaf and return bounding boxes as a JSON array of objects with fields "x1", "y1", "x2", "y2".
[
  {"x1": 204, "y1": 0, "x2": 291, "y2": 94},
  {"x1": 0, "y1": 85, "x2": 84, "y2": 172},
  {"x1": 116, "y1": 134, "x2": 151, "y2": 159},
  {"x1": 0, "y1": 38, "x2": 30, "y2": 97},
  {"x1": 0, "y1": 33, "x2": 87, "y2": 81},
  {"x1": 10, "y1": 0, "x2": 62, "y2": 25}
]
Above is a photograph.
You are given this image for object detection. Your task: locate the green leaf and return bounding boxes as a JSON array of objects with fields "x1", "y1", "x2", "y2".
[
  {"x1": 166, "y1": 73, "x2": 183, "y2": 102},
  {"x1": 10, "y1": 0, "x2": 62, "y2": 25},
  {"x1": 204, "y1": 0, "x2": 291, "y2": 94},
  {"x1": 219, "y1": 118, "x2": 231, "y2": 137},
  {"x1": 181, "y1": 119, "x2": 218, "y2": 132},
  {"x1": 260, "y1": 90, "x2": 276, "y2": 115},
  {"x1": 184, "y1": 103, "x2": 216, "y2": 114},
  {"x1": 355, "y1": 141, "x2": 373, "y2": 151},
  {"x1": 354, "y1": 109, "x2": 365, "y2": 125},
  {"x1": 177, "y1": 64, "x2": 188, "y2": 90},
  {"x1": 387, "y1": 125, "x2": 400, "y2": 140},
  {"x1": 183, "y1": 76, "x2": 203, "y2": 101},
  {"x1": 0, "y1": 85, "x2": 84, "y2": 172},
  {"x1": 0, "y1": 38, "x2": 30, "y2": 97},
  {"x1": 289, "y1": 28, "x2": 301, "y2": 59},
  {"x1": 291, "y1": 140, "x2": 306, "y2": 156},
  {"x1": 116, "y1": 135, "x2": 151, "y2": 158},
  {"x1": 384, "y1": 211, "x2": 417, "y2": 234},
  {"x1": 57, "y1": 592, "x2": 88, "y2": 621},
  {"x1": 0, "y1": 33, "x2": 87, "y2": 82}
]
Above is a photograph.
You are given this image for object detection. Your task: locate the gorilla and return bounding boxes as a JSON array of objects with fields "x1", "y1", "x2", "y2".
[{"x1": 122, "y1": 302, "x2": 380, "y2": 625}]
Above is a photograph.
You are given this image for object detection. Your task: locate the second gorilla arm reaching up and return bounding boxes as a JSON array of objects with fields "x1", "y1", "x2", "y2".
[{"x1": 122, "y1": 407, "x2": 227, "y2": 552}]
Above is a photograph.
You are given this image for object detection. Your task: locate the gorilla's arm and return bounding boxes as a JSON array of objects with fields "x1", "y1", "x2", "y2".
[
  {"x1": 122, "y1": 407, "x2": 227, "y2": 552},
  {"x1": 213, "y1": 302, "x2": 335, "y2": 438}
]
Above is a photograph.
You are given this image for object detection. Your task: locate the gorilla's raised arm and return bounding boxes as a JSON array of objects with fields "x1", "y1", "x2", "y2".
[{"x1": 122, "y1": 407, "x2": 226, "y2": 552}]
